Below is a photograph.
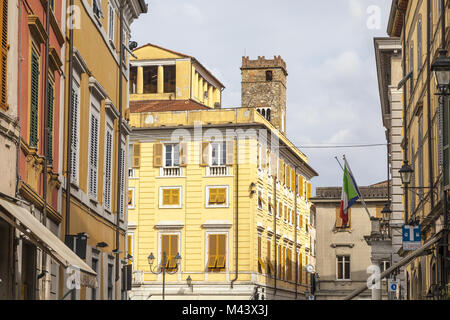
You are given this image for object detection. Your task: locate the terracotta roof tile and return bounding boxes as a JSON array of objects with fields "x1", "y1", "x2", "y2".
[{"x1": 129, "y1": 99, "x2": 211, "y2": 113}]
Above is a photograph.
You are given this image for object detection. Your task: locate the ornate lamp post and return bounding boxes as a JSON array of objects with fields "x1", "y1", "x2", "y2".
[{"x1": 148, "y1": 251, "x2": 182, "y2": 300}]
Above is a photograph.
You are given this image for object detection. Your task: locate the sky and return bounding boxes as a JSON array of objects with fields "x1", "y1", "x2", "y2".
[{"x1": 130, "y1": 0, "x2": 393, "y2": 193}]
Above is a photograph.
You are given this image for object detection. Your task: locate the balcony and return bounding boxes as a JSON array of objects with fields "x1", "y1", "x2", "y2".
[
  {"x1": 161, "y1": 167, "x2": 182, "y2": 177},
  {"x1": 207, "y1": 166, "x2": 229, "y2": 176}
]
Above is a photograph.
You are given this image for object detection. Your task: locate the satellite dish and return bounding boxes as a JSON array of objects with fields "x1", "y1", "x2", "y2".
[{"x1": 306, "y1": 264, "x2": 315, "y2": 273}]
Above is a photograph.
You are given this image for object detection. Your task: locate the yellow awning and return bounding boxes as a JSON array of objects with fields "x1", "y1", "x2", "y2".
[{"x1": 0, "y1": 198, "x2": 98, "y2": 288}]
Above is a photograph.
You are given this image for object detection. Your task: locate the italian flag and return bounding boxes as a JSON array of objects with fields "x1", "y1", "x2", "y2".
[{"x1": 340, "y1": 161, "x2": 361, "y2": 227}]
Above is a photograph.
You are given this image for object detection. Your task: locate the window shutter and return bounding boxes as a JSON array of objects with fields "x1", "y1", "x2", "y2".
[
  {"x1": 216, "y1": 188, "x2": 226, "y2": 204},
  {"x1": 291, "y1": 170, "x2": 295, "y2": 191},
  {"x1": 200, "y1": 142, "x2": 210, "y2": 166},
  {"x1": 226, "y1": 140, "x2": 234, "y2": 165},
  {"x1": 335, "y1": 206, "x2": 343, "y2": 228},
  {"x1": 307, "y1": 182, "x2": 311, "y2": 199},
  {"x1": 171, "y1": 188, "x2": 180, "y2": 206},
  {"x1": 162, "y1": 189, "x2": 171, "y2": 206},
  {"x1": 104, "y1": 128, "x2": 113, "y2": 210},
  {"x1": 30, "y1": 51, "x2": 40, "y2": 148},
  {"x1": 168, "y1": 235, "x2": 178, "y2": 269},
  {"x1": 217, "y1": 235, "x2": 226, "y2": 269},
  {"x1": 70, "y1": 86, "x2": 79, "y2": 184},
  {"x1": 132, "y1": 143, "x2": 140, "y2": 168},
  {"x1": 153, "y1": 143, "x2": 163, "y2": 167},
  {"x1": 161, "y1": 235, "x2": 170, "y2": 268},
  {"x1": 209, "y1": 188, "x2": 218, "y2": 205},
  {"x1": 286, "y1": 166, "x2": 291, "y2": 189},
  {"x1": 208, "y1": 234, "x2": 217, "y2": 269},
  {"x1": 120, "y1": 146, "x2": 126, "y2": 218},
  {"x1": 0, "y1": 0, "x2": 7, "y2": 110},
  {"x1": 88, "y1": 113, "x2": 99, "y2": 198},
  {"x1": 179, "y1": 142, "x2": 187, "y2": 167},
  {"x1": 46, "y1": 82, "x2": 54, "y2": 164}
]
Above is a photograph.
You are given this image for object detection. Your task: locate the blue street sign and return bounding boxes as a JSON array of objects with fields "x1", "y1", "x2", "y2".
[{"x1": 402, "y1": 225, "x2": 421, "y2": 250}]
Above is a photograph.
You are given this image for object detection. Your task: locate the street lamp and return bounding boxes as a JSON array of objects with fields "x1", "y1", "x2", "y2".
[
  {"x1": 381, "y1": 203, "x2": 392, "y2": 238},
  {"x1": 431, "y1": 51, "x2": 450, "y2": 91},
  {"x1": 399, "y1": 161, "x2": 413, "y2": 185},
  {"x1": 148, "y1": 251, "x2": 182, "y2": 300}
]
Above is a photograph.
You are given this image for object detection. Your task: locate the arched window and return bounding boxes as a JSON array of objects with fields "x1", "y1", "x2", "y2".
[
  {"x1": 261, "y1": 109, "x2": 266, "y2": 117},
  {"x1": 266, "y1": 108, "x2": 271, "y2": 121}
]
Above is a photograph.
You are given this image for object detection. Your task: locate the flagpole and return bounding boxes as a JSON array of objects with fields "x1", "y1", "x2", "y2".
[{"x1": 342, "y1": 155, "x2": 372, "y2": 220}]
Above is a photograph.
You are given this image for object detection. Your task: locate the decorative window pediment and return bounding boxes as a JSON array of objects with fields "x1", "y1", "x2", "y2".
[{"x1": 28, "y1": 15, "x2": 47, "y2": 45}]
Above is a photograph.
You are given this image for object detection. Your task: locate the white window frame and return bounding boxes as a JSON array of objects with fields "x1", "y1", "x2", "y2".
[
  {"x1": 205, "y1": 231, "x2": 229, "y2": 273},
  {"x1": 268, "y1": 193, "x2": 273, "y2": 215},
  {"x1": 119, "y1": 138, "x2": 126, "y2": 220},
  {"x1": 276, "y1": 200, "x2": 281, "y2": 219},
  {"x1": 90, "y1": 250, "x2": 100, "y2": 300},
  {"x1": 88, "y1": 99, "x2": 100, "y2": 200},
  {"x1": 164, "y1": 143, "x2": 180, "y2": 168},
  {"x1": 70, "y1": 76, "x2": 81, "y2": 186},
  {"x1": 210, "y1": 141, "x2": 227, "y2": 167},
  {"x1": 108, "y1": 2, "x2": 115, "y2": 42},
  {"x1": 336, "y1": 255, "x2": 351, "y2": 281},
  {"x1": 128, "y1": 187, "x2": 135, "y2": 209},
  {"x1": 257, "y1": 187, "x2": 264, "y2": 211},
  {"x1": 158, "y1": 231, "x2": 182, "y2": 272},
  {"x1": 103, "y1": 119, "x2": 114, "y2": 212},
  {"x1": 205, "y1": 185, "x2": 230, "y2": 208},
  {"x1": 93, "y1": 0, "x2": 104, "y2": 19},
  {"x1": 159, "y1": 186, "x2": 183, "y2": 209}
]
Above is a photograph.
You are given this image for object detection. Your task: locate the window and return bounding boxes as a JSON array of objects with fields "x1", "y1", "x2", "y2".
[
  {"x1": 206, "y1": 186, "x2": 228, "y2": 207},
  {"x1": 160, "y1": 234, "x2": 179, "y2": 271},
  {"x1": 266, "y1": 70, "x2": 273, "y2": 81},
  {"x1": 127, "y1": 234, "x2": 133, "y2": 266},
  {"x1": 0, "y1": 0, "x2": 8, "y2": 111},
  {"x1": 119, "y1": 141, "x2": 126, "y2": 219},
  {"x1": 335, "y1": 207, "x2": 351, "y2": 229},
  {"x1": 88, "y1": 105, "x2": 100, "y2": 199},
  {"x1": 208, "y1": 234, "x2": 226, "y2": 271},
  {"x1": 128, "y1": 188, "x2": 135, "y2": 209},
  {"x1": 46, "y1": 81, "x2": 54, "y2": 164},
  {"x1": 417, "y1": 18, "x2": 422, "y2": 73},
  {"x1": 286, "y1": 248, "x2": 292, "y2": 281},
  {"x1": 258, "y1": 236, "x2": 263, "y2": 273},
  {"x1": 257, "y1": 188, "x2": 264, "y2": 210},
  {"x1": 93, "y1": 0, "x2": 104, "y2": 19},
  {"x1": 160, "y1": 186, "x2": 182, "y2": 208},
  {"x1": 143, "y1": 66, "x2": 157, "y2": 93},
  {"x1": 299, "y1": 253, "x2": 303, "y2": 283},
  {"x1": 103, "y1": 123, "x2": 113, "y2": 211},
  {"x1": 107, "y1": 263, "x2": 113, "y2": 300},
  {"x1": 91, "y1": 257, "x2": 98, "y2": 300},
  {"x1": 30, "y1": 50, "x2": 40, "y2": 148},
  {"x1": 108, "y1": 3, "x2": 115, "y2": 42},
  {"x1": 266, "y1": 240, "x2": 273, "y2": 276},
  {"x1": 337, "y1": 255, "x2": 351, "y2": 280},
  {"x1": 410, "y1": 141, "x2": 416, "y2": 213},
  {"x1": 268, "y1": 194, "x2": 273, "y2": 215},
  {"x1": 129, "y1": 66, "x2": 137, "y2": 94},
  {"x1": 163, "y1": 65, "x2": 176, "y2": 93},
  {"x1": 418, "y1": 114, "x2": 424, "y2": 199},
  {"x1": 211, "y1": 141, "x2": 226, "y2": 166},
  {"x1": 409, "y1": 43, "x2": 414, "y2": 95},
  {"x1": 70, "y1": 80, "x2": 80, "y2": 185},
  {"x1": 165, "y1": 144, "x2": 180, "y2": 167},
  {"x1": 444, "y1": 98, "x2": 450, "y2": 186}
]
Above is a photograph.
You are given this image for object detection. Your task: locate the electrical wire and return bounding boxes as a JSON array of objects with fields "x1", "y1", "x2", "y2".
[{"x1": 274, "y1": 143, "x2": 389, "y2": 149}]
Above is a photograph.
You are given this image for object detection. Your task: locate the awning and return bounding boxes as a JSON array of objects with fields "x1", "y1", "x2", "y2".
[
  {"x1": 343, "y1": 230, "x2": 443, "y2": 300},
  {"x1": 0, "y1": 198, "x2": 98, "y2": 288}
]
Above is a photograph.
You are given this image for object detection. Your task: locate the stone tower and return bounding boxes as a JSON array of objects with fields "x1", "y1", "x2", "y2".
[{"x1": 241, "y1": 56, "x2": 288, "y2": 134}]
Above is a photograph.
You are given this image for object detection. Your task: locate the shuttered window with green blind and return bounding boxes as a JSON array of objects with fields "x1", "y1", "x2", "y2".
[
  {"x1": 46, "y1": 82, "x2": 54, "y2": 164},
  {"x1": 30, "y1": 51, "x2": 40, "y2": 148}
]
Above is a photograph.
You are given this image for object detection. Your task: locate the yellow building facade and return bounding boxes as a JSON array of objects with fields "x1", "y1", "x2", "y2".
[
  {"x1": 60, "y1": 0, "x2": 147, "y2": 300},
  {"x1": 127, "y1": 47, "x2": 318, "y2": 300},
  {"x1": 386, "y1": 0, "x2": 449, "y2": 300}
]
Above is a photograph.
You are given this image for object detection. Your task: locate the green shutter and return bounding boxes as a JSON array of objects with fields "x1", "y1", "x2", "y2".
[
  {"x1": 30, "y1": 51, "x2": 39, "y2": 148},
  {"x1": 46, "y1": 82, "x2": 54, "y2": 164}
]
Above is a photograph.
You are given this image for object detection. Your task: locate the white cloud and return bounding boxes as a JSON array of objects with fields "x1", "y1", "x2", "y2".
[{"x1": 348, "y1": 0, "x2": 365, "y2": 22}]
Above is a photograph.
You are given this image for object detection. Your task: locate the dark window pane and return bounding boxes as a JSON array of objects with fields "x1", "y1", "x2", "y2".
[
  {"x1": 143, "y1": 66, "x2": 157, "y2": 93},
  {"x1": 129, "y1": 67, "x2": 137, "y2": 94},
  {"x1": 164, "y1": 65, "x2": 176, "y2": 93}
]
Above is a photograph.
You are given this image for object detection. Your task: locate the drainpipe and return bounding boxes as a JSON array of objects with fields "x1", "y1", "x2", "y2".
[
  {"x1": 40, "y1": 0, "x2": 51, "y2": 300},
  {"x1": 115, "y1": 0, "x2": 125, "y2": 296},
  {"x1": 427, "y1": 0, "x2": 435, "y2": 209},
  {"x1": 401, "y1": 6, "x2": 409, "y2": 224},
  {"x1": 231, "y1": 136, "x2": 239, "y2": 288},
  {"x1": 273, "y1": 174, "x2": 277, "y2": 297},
  {"x1": 65, "y1": 0, "x2": 75, "y2": 299}
]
